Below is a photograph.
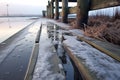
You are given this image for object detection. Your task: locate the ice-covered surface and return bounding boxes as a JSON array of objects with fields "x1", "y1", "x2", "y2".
[
  {"x1": 0, "y1": 18, "x2": 40, "y2": 80},
  {"x1": 69, "y1": 29, "x2": 84, "y2": 36},
  {"x1": 63, "y1": 35, "x2": 120, "y2": 80},
  {"x1": 0, "y1": 17, "x2": 37, "y2": 43},
  {"x1": 63, "y1": 35, "x2": 77, "y2": 40},
  {"x1": 32, "y1": 23, "x2": 64, "y2": 80},
  {"x1": 48, "y1": 20, "x2": 71, "y2": 30},
  {"x1": 0, "y1": 19, "x2": 38, "y2": 64}
]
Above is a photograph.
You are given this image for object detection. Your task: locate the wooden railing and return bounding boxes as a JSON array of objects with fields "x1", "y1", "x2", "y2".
[{"x1": 46, "y1": 0, "x2": 120, "y2": 28}]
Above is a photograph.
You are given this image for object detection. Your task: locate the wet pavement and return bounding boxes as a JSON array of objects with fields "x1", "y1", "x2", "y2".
[
  {"x1": 32, "y1": 22, "x2": 65, "y2": 80},
  {"x1": 0, "y1": 17, "x2": 35, "y2": 43},
  {"x1": 0, "y1": 19, "x2": 40, "y2": 80}
]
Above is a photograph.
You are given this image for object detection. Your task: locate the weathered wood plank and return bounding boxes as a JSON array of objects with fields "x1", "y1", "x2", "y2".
[
  {"x1": 67, "y1": 0, "x2": 120, "y2": 14},
  {"x1": 68, "y1": 6, "x2": 77, "y2": 14},
  {"x1": 63, "y1": 43, "x2": 93, "y2": 80},
  {"x1": 90, "y1": 0, "x2": 120, "y2": 10}
]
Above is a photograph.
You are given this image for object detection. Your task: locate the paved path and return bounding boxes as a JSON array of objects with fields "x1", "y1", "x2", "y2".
[{"x1": 0, "y1": 20, "x2": 40, "y2": 80}]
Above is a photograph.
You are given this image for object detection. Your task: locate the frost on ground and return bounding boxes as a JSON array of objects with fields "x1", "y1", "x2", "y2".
[
  {"x1": 63, "y1": 35, "x2": 120, "y2": 80},
  {"x1": 32, "y1": 25, "x2": 64, "y2": 80},
  {"x1": 69, "y1": 29, "x2": 84, "y2": 36},
  {"x1": 0, "y1": 20, "x2": 38, "y2": 64}
]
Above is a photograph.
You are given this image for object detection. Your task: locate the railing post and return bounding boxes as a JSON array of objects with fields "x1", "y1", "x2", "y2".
[
  {"x1": 62, "y1": 0, "x2": 68, "y2": 23},
  {"x1": 55, "y1": 0, "x2": 59, "y2": 20},
  {"x1": 42, "y1": 11, "x2": 46, "y2": 17},
  {"x1": 76, "y1": 0, "x2": 90, "y2": 29},
  {"x1": 48, "y1": 1, "x2": 51, "y2": 18},
  {"x1": 47, "y1": 5, "x2": 49, "y2": 18},
  {"x1": 51, "y1": 0, "x2": 54, "y2": 19}
]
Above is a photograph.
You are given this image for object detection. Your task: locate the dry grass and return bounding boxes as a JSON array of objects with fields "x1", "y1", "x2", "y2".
[
  {"x1": 85, "y1": 9, "x2": 120, "y2": 45},
  {"x1": 54, "y1": 8, "x2": 120, "y2": 45}
]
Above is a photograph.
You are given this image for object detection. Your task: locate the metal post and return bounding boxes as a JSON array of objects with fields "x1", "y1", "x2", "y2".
[
  {"x1": 55, "y1": 0, "x2": 59, "y2": 20},
  {"x1": 62, "y1": 0, "x2": 68, "y2": 23},
  {"x1": 76, "y1": 0, "x2": 90, "y2": 29}
]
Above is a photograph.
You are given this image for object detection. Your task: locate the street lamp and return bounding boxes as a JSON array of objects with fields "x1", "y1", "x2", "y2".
[
  {"x1": 6, "y1": 4, "x2": 11, "y2": 28},
  {"x1": 6, "y1": 4, "x2": 9, "y2": 16}
]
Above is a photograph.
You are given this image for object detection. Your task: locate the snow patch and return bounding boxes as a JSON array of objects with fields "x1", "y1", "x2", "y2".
[
  {"x1": 32, "y1": 25, "x2": 64, "y2": 80},
  {"x1": 69, "y1": 29, "x2": 84, "y2": 36},
  {"x1": 63, "y1": 36, "x2": 120, "y2": 80}
]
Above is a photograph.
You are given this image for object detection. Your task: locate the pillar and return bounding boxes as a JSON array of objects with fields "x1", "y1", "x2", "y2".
[
  {"x1": 62, "y1": 0, "x2": 68, "y2": 23},
  {"x1": 55, "y1": 0, "x2": 59, "y2": 20},
  {"x1": 76, "y1": 0, "x2": 90, "y2": 29},
  {"x1": 42, "y1": 11, "x2": 46, "y2": 17},
  {"x1": 51, "y1": 0, "x2": 54, "y2": 18},
  {"x1": 48, "y1": 1, "x2": 51, "y2": 18},
  {"x1": 47, "y1": 5, "x2": 49, "y2": 18}
]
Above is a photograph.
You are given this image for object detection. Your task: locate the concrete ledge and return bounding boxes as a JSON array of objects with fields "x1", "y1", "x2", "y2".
[
  {"x1": 24, "y1": 43, "x2": 39, "y2": 80},
  {"x1": 35, "y1": 24, "x2": 42, "y2": 43},
  {"x1": 24, "y1": 24, "x2": 42, "y2": 80}
]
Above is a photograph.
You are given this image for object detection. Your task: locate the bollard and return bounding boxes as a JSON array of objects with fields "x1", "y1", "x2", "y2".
[{"x1": 42, "y1": 11, "x2": 46, "y2": 17}]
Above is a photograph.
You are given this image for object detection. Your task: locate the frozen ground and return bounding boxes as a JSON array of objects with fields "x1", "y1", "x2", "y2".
[
  {"x1": 63, "y1": 34, "x2": 120, "y2": 80},
  {"x1": 0, "y1": 17, "x2": 37, "y2": 43},
  {"x1": 0, "y1": 18, "x2": 40, "y2": 80},
  {"x1": 42, "y1": 22, "x2": 120, "y2": 80},
  {"x1": 0, "y1": 17, "x2": 119, "y2": 80},
  {"x1": 32, "y1": 22, "x2": 64, "y2": 80}
]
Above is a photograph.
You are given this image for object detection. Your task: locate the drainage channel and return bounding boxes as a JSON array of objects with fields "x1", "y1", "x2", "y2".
[
  {"x1": 47, "y1": 22, "x2": 83, "y2": 80},
  {"x1": 57, "y1": 44, "x2": 74, "y2": 80},
  {"x1": 24, "y1": 24, "x2": 42, "y2": 80}
]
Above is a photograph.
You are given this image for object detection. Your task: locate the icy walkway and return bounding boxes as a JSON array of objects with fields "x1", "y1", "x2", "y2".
[
  {"x1": 0, "y1": 19, "x2": 39, "y2": 80},
  {"x1": 32, "y1": 23, "x2": 64, "y2": 80}
]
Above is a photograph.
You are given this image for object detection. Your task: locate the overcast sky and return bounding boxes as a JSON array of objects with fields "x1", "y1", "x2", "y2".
[
  {"x1": 0, "y1": 0, "x2": 48, "y2": 15},
  {"x1": 0, "y1": 0, "x2": 119, "y2": 16}
]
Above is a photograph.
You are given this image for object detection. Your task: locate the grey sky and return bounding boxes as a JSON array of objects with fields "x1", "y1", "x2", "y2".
[
  {"x1": 0, "y1": 0, "x2": 119, "y2": 16},
  {"x1": 0, "y1": 0, "x2": 48, "y2": 15}
]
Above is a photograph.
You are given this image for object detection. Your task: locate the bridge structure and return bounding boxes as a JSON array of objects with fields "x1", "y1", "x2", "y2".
[{"x1": 44, "y1": 0, "x2": 120, "y2": 28}]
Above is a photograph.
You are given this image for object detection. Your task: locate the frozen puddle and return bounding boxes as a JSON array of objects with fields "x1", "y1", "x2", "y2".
[{"x1": 32, "y1": 24, "x2": 64, "y2": 80}]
